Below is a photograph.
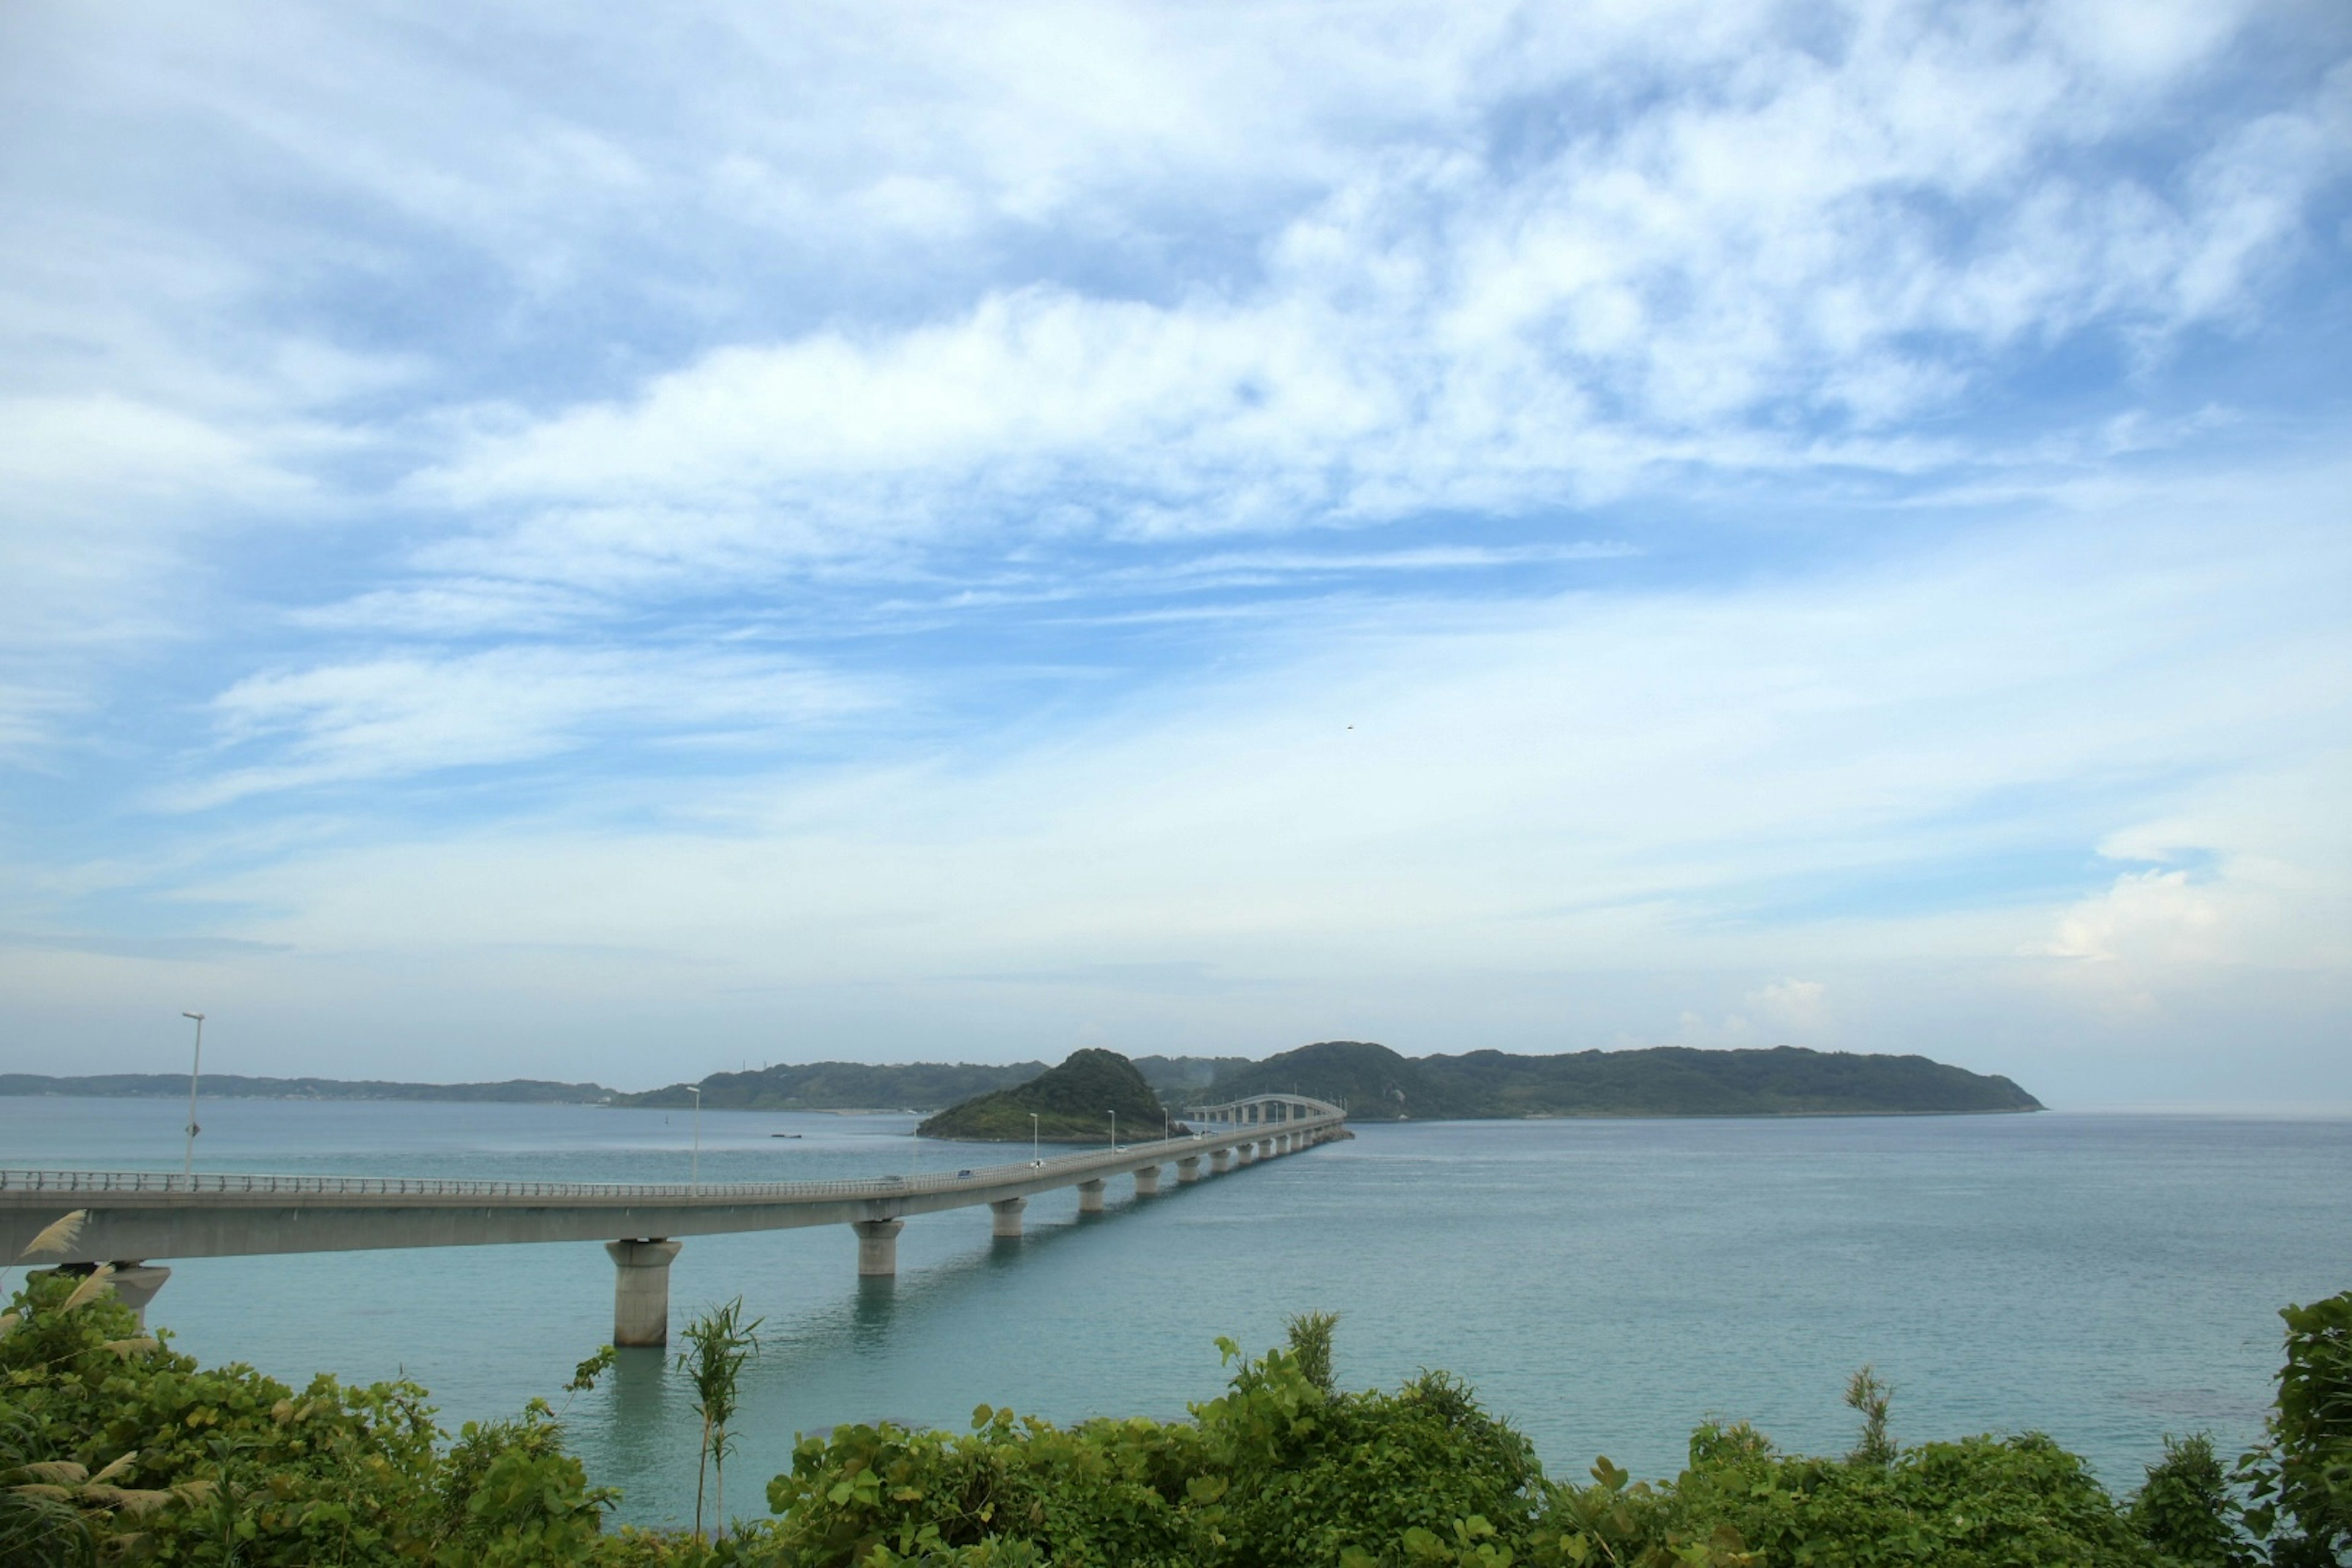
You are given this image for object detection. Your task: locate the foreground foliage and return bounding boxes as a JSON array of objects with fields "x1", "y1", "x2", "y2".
[
  {"x1": 4, "y1": 1236, "x2": 2344, "y2": 1566},
  {"x1": 1, "y1": 1268, "x2": 610, "y2": 1565}
]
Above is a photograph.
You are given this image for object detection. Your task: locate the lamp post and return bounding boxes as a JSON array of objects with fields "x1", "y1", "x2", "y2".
[
  {"x1": 1031, "y1": 1113, "x2": 1039, "y2": 1164},
  {"x1": 179, "y1": 1012, "x2": 205, "y2": 1179},
  {"x1": 687, "y1": 1085, "x2": 702, "y2": 1193},
  {"x1": 1109, "y1": 1109, "x2": 1117, "y2": 1152}
]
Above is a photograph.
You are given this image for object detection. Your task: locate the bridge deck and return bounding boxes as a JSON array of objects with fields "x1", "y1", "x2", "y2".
[{"x1": 0, "y1": 1097, "x2": 1345, "y2": 1265}]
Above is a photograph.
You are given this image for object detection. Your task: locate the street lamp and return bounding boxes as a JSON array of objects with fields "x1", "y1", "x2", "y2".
[
  {"x1": 687, "y1": 1085, "x2": 702, "y2": 1193},
  {"x1": 179, "y1": 1012, "x2": 205, "y2": 1179},
  {"x1": 1030, "y1": 1113, "x2": 1039, "y2": 1164},
  {"x1": 1109, "y1": 1109, "x2": 1117, "y2": 1152}
]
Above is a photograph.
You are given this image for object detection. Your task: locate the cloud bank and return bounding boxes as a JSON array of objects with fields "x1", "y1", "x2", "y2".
[{"x1": 0, "y1": 0, "x2": 2346, "y2": 1103}]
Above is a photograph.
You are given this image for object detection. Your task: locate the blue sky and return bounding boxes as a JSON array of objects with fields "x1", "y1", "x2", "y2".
[{"x1": 2, "y1": 0, "x2": 2347, "y2": 1104}]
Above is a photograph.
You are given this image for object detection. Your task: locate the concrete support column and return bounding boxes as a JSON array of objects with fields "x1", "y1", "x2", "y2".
[
  {"x1": 1260, "y1": 1138, "x2": 1274, "y2": 1159},
  {"x1": 1077, "y1": 1178, "x2": 1106, "y2": 1214},
  {"x1": 1134, "y1": 1164, "x2": 1161, "y2": 1196},
  {"x1": 107, "y1": 1263, "x2": 171, "y2": 1329},
  {"x1": 990, "y1": 1197, "x2": 1027, "y2": 1238},
  {"x1": 1177, "y1": 1156, "x2": 1202, "y2": 1185},
  {"x1": 853, "y1": 1218, "x2": 905, "y2": 1276},
  {"x1": 1210, "y1": 1147, "x2": 1232, "y2": 1174},
  {"x1": 1237, "y1": 1142, "x2": 1255, "y2": 1165},
  {"x1": 606, "y1": 1239, "x2": 681, "y2": 1347}
]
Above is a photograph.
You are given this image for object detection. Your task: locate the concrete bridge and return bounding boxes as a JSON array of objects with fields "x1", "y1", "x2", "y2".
[{"x1": 0, "y1": 1094, "x2": 1344, "y2": 1345}]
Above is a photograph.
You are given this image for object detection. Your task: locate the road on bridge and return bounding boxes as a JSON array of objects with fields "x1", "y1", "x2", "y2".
[{"x1": 1, "y1": 1093, "x2": 1345, "y2": 1344}]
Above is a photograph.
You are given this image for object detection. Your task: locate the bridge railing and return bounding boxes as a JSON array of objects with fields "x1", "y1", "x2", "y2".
[{"x1": 0, "y1": 1116, "x2": 1340, "y2": 1205}]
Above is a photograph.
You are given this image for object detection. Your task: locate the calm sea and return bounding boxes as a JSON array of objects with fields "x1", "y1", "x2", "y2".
[{"x1": 3, "y1": 1098, "x2": 2345, "y2": 1529}]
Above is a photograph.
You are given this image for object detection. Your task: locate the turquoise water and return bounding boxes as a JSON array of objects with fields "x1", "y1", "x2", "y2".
[{"x1": 3, "y1": 1098, "x2": 2346, "y2": 1529}]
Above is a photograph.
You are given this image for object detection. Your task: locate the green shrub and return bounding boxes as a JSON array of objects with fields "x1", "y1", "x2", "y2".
[
  {"x1": 750, "y1": 1329, "x2": 1541, "y2": 1568},
  {"x1": 1, "y1": 1267, "x2": 612, "y2": 1566},
  {"x1": 6, "y1": 1231, "x2": 2343, "y2": 1568},
  {"x1": 2243, "y1": 1291, "x2": 2352, "y2": 1567},
  {"x1": 2132, "y1": 1435, "x2": 2253, "y2": 1568}
]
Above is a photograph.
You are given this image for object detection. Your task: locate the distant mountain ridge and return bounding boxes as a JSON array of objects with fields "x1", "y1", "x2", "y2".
[
  {"x1": 0, "y1": 1074, "x2": 611, "y2": 1104},
  {"x1": 1197, "y1": 1041, "x2": 2041, "y2": 1119},
  {"x1": 616, "y1": 1055, "x2": 1247, "y2": 1110},
  {"x1": 0, "y1": 1044, "x2": 2040, "y2": 1119}
]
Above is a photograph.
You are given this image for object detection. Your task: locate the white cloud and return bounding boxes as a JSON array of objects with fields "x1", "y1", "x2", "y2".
[
  {"x1": 394, "y1": 2, "x2": 2346, "y2": 594},
  {"x1": 59, "y1": 468, "x2": 2335, "y2": 1095},
  {"x1": 1, "y1": 0, "x2": 2346, "y2": 1101},
  {"x1": 165, "y1": 646, "x2": 879, "y2": 810},
  {"x1": 2037, "y1": 870, "x2": 2220, "y2": 967},
  {"x1": 1751, "y1": 978, "x2": 1828, "y2": 1029}
]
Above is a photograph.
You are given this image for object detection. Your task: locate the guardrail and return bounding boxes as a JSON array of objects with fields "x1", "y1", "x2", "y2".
[{"x1": 0, "y1": 1118, "x2": 1340, "y2": 1207}]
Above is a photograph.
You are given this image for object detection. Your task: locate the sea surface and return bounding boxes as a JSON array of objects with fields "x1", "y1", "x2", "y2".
[{"x1": 2, "y1": 1098, "x2": 2346, "y2": 1529}]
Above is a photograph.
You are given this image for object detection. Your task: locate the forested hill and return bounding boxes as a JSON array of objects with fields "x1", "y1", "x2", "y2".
[
  {"x1": 0, "y1": 1074, "x2": 611, "y2": 1103},
  {"x1": 1201, "y1": 1041, "x2": 2041, "y2": 1119},
  {"x1": 616, "y1": 1054, "x2": 1246, "y2": 1110},
  {"x1": 916, "y1": 1050, "x2": 1177, "y2": 1142}
]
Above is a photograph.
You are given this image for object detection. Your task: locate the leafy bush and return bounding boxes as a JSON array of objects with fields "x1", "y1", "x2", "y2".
[
  {"x1": 2242, "y1": 1292, "x2": 2352, "y2": 1567},
  {"x1": 6, "y1": 1212, "x2": 2344, "y2": 1568},
  {"x1": 1, "y1": 1267, "x2": 611, "y2": 1566},
  {"x1": 2132, "y1": 1435, "x2": 2253, "y2": 1568},
  {"x1": 746, "y1": 1323, "x2": 1540, "y2": 1568},
  {"x1": 1548, "y1": 1423, "x2": 2156, "y2": 1567}
]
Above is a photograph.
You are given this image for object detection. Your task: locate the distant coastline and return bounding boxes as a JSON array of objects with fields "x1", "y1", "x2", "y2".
[
  {"x1": 0, "y1": 1039, "x2": 2043, "y2": 1120},
  {"x1": 0, "y1": 1073, "x2": 611, "y2": 1104}
]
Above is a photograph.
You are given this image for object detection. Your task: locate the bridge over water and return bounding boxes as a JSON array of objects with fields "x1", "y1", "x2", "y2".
[{"x1": 0, "y1": 1093, "x2": 1344, "y2": 1344}]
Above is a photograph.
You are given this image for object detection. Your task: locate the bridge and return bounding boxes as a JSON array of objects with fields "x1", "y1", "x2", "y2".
[{"x1": 0, "y1": 1093, "x2": 1344, "y2": 1346}]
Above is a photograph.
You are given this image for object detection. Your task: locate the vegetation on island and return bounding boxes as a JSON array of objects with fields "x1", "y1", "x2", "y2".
[
  {"x1": 1202, "y1": 1039, "x2": 2043, "y2": 1120},
  {"x1": 4, "y1": 1210, "x2": 2347, "y2": 1568},
  {"x1": 3, "y1": 1044, "x2": 2034, "y2": 1121},
  {"x1": 618, "y1": 1057, "x2": 1247, "y2": 1113},
  {"x1": 914, "y1": 1050, "x2": 1182, "y2": 1144}
]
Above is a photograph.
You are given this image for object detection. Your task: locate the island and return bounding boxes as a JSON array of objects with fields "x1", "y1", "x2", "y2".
[
  {"x1": 1198, "y1": 1039, "x2": 2042, "y2": 1119},
  {"x1": 2, "y1": 1041, "x2": 2039, "y2": 1120},
  {"x1": 915, "y1": 1049, "x2": 1182, "y2": 1143}
]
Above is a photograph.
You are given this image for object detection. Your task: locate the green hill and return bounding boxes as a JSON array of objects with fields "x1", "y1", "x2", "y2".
[
  {"x1": 918, "y1": 1049, "x2": 1182, "y2": 1143},
  {"x1": 1197, "y1": 1041, "x2": 2041, "y2": 1120},
  {"x1": 616, "y1": 1054, "x2": 1248, "y2": 1112},
  {"x1": 616, "y1": 1060, "x2": 1046, "y2": 1111}
]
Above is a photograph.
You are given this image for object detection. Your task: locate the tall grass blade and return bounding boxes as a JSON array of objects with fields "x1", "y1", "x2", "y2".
[
  {"x1": 18, "y1": 1211, "x2": 87, "y2": 1260},
  {"x1": 59, "y1": 1265, "x2": 115, "y2": 1314}
]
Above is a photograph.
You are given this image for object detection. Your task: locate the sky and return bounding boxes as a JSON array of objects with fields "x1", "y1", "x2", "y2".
[{"x1": 1, "y1": 1, "x2": 2347, "y2": 1106}]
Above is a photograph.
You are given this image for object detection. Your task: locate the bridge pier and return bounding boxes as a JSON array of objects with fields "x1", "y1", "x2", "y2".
[
  {"x1": 107, "y1": 1262, "x2": 172, "y2": 1328},
  {"x1": 853, "y1": 1218, "x2": 903, "y2": 1276},
  {"x1": 1134, "y1": 1164, "x2": 1161, "y2": 1196},
  {"x1": 1237, "y1": 1143, "x2": 1254, "y2": 1166},
  {"x1": 1176, "y1": 1156, "x2": 1201, "y2": 1185},
  {"x1": 605, "y1": 1239, "x2": 681, "y2": 1347},
  {"x1": 1260, "y1": 1138, "x2": 1274, "y2": 1159},
  {"x1": 1077, "y1": 1178, "x2": 1106, "y2": 1214},
  {"x1": 990, "y1": 1197, "x2": 1027, "y2": 1238},
  {"x1": 1210, "y1": 1147, "x2": 1232, "y2": 1174}
]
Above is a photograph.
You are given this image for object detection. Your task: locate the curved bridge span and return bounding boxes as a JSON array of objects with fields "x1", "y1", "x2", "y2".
[{"x1": 0, "y1": 1093, "x2": 1344, "y2": 1344}]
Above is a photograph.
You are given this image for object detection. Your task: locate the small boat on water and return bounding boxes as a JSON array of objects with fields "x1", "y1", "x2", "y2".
[{"x1": 769, "y1": 1132, "x2": 802, "y2": 1139}]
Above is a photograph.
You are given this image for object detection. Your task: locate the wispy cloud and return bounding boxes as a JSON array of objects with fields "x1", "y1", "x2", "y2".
[
  {"x1": 0, "y1": 0, "x2": 2346, "y2": 1099},
  {"x1": 163, "y1": 646, "x2": 880, "y2": 810}
]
